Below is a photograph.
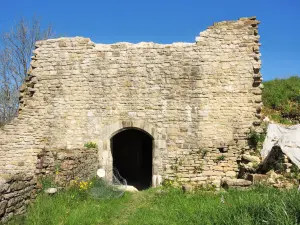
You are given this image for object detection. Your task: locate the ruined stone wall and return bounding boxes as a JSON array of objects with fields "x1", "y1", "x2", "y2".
[
  {"x1": 36, "y1": 148, "x2": 98, "y2": 186},
  {"x1": 0, "y1": 173, "x2": 36, "y2": 223},
  {"x1": 0, "y1": 17, "x2": 262, "y2": 186}
]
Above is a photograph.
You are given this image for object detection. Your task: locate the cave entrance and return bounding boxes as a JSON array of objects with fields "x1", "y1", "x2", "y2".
[{"x1": 111, "y1": 128, "x2": 153, "y2": 190}]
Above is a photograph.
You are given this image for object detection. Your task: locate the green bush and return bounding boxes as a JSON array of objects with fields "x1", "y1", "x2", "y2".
[{"x1": 248, "y1": 130, "x2": 266, "y2": 148}]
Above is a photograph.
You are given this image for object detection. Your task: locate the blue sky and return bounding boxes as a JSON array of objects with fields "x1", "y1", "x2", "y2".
[{"x1": 1, "y1": 0, "x2": 300, "y2": 80}]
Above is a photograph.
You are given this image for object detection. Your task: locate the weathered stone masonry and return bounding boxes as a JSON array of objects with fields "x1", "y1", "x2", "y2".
[
  {"x1": 0, "y1": 173, "x2": 36, "y2": 223},
  {"x1": 36, "y1": 148, "x2": 98, "y2": 186},
  {"x1": 0, "y1": 17, "x2": 262, "y2": 187}
]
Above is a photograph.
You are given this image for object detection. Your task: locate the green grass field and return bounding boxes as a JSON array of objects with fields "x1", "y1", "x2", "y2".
[
  {"x1": 8, "y1": 186, "x2": 300, "y2": 225},
  {"x1": 262, "y1": 75, "x2": 300, "y2": 124}
]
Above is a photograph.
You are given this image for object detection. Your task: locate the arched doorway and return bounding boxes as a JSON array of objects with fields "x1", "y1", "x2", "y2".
[{"x1": 111, "y1": 128, "x2": 153, "y2": 190}]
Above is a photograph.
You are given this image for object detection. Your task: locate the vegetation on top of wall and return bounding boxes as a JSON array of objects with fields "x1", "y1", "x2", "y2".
[{"x1": 262, "y1": 75, "x2": 300, "y2": 124}]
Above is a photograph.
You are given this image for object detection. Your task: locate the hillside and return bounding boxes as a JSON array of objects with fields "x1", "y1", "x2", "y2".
[{"x1": 262, "y1": 75, "x2": 300, "y2": 124}]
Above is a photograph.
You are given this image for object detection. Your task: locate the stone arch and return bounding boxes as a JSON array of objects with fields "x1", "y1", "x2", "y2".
[{"x1": 98, "y1": 120, "x2": 166, "y2": 187}]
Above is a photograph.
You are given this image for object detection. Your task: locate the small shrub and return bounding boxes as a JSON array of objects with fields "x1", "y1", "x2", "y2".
[
  {"x1": 84, "y1": 141, "x2": 98, "y2": 149},
  {"x1": 248, "y1": 130, "x2": 259, "y2": 146},
  {"x1": 55, "y1": 162, "x2": 61, "y2": 175},
  {"x1": 214, "y1": 155, "x2": 225, "y2": 163},
  {"x1": 38, "y1": 176, "x2": 57, "y2": 190},
  {"x1": 198, "y1": 148, "x2": 208, "y2": 159},
  {"x1": 248, "y1": 130, "x2": 266, "y2": 148}
]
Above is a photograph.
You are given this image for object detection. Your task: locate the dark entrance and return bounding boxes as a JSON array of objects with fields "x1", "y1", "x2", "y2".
[{"x1": 111, "y1": 129, "x2": 153, "y2": 190}]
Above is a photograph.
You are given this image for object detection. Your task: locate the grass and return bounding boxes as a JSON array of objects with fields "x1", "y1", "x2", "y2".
[
  {"x1": 84, "y1": 142, "x2": 98, "y2": 149},
  {"x1": 262, "y1": 107, "x2": 294, "y2": 125},
  {"x1": 262, "y1": 75, "x2": 300, "y2": 124},
  {"x1": 8, "y1": 186, "x2": 300, "y2": 225}
]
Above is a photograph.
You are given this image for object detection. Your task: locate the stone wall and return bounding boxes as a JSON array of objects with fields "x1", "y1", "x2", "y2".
[
  {"x1": 0, "y1": 16, "x2": 262, "y2": 186},
  {"x1": 0, "y1": 173, "x2": 36, "y2": 223},
  {"x1": 36, "y1": 148, "x2": 98, "y2": 186}
]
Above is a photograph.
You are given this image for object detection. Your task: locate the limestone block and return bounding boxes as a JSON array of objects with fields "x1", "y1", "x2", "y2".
[
  {"x1": 45, "y1": 188, "x2": 58, "y2": 195},
  {"x1": 190, "y1": 177, "x2": 207, "y2": 181},
  {"x1": 182, "y1": 184, "x2": 193, "y2": 193},
  {"x1": 0, "y1": 178, "x2": 9, "y2": 194},
  {"x1": 9, "y1": 181, "x2": 26, "y2": 192},
  {"x1": 212, "y1": 179, "x2": 221, "y2": 188},
  {"x1": 222, "y1": 178, "x2": 252, "y2": 187},
  {"x1": 247, "y1": 174, "x2": 268, "y2": 183},
  {"x1": 225, "y1": 171, "x2": 236, "y2": 177},
  {"x1": 0, "y1": 201, "x2": 7, "y2": 216},
  {"x1": 7, "y1": 196, "x2": 23, "y2": 207},
  {"x1": 202, "y1": 171, "x2": 225, "y2": 176},
  {"x1": 242, "y1": 154, "x2": 261, "y2": 163}
]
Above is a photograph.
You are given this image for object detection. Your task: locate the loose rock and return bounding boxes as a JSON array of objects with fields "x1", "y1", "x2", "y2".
[
  {"x1": 44, "y1": 188, "x2": 58, "y2": 194},
  {"x1": 242, "y1": 154, "x2": 261, "y2": 163}
]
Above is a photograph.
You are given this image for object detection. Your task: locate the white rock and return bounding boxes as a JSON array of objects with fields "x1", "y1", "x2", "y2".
[
  {"x1": 45, "y1": 188, "x2": 57, "y2": 194},
  {"x1": 115, "y1": 185, "x2": 139, "y2": 193},
  {"x1": 222, "y1": 178, "x2": 252, "y2": 187},
  {"x1": 97, "y1": 168, "x2": 106, "y2": 178},
  {"x1": 125, "y1": 185, "x2": 139, "y2": 192},
  {"x1": 242, "y1": 154, "x2": 261, "y2": 163}
]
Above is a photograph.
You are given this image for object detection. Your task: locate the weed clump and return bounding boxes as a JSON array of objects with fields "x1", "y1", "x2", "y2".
[
  {"x1": 248, "y1": 130, "x2": 266, "y2": 149},
  {"x1": 215, "y1": 155, "x2": 225, "y2": 163},
  {"x1": 84, "y1": 142, "x2": 98, "y2": 149}
]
